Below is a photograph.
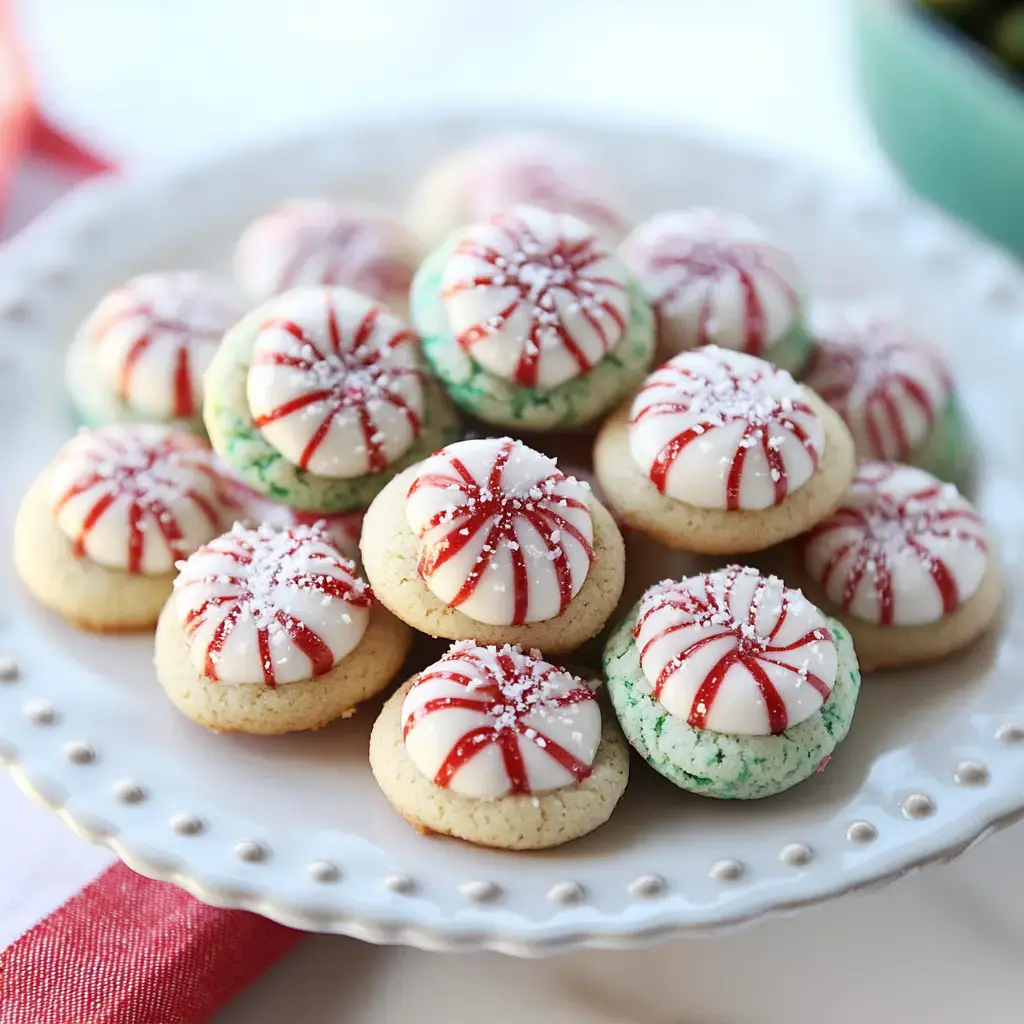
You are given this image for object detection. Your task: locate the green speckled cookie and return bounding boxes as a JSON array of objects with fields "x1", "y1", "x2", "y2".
[
  {"x1": 204, "y1": 286, "x2": 460, "y2": 514},
  {"x1": 603, "y1": 567, "x2": 861, "y2": 800},
  {"x1": 409, "y1": 205, "x2": 655, "y2": 432}
]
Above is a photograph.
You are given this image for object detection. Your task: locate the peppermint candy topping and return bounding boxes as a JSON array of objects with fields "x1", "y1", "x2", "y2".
[
  {"x1": 629, "y1": 346, "x2": 825, "y2": 509},
  {"x1": 803, "y1": 307, "x2": 954, "y2": 462},
  {"x1": 401, "y1": 641, "x2": 601, "y2": 798},
  {"x1": 82, "y1": 271, "x2": 241, "y2": 421},
  {"x1": 619, "y1": 209, "x2": 801, "y2": 358},
  {"x1": 468, "y1": 134, "x2": 627, "y2": 240},
  {"x1": 803, "y1": 462, "x2": 988, "y2": 627},
  {"x1": 246, "y1": 287, "x2": 423, "y2": 479},
  {"x1": 234, "y1": 199, "x2": 416, "y2": 304},
  {"x1": 174, "y1": 523, "x2": 371, "y2": 686},
  {"x1": 441, "y1": 206, "x2": 629, "y2": 390},
  {"x1": 49, "y1": 425, "x2": 226, "y2": 575},
  {"x1": 634, "y1": 567, "x2": 836, "y2": 736},
  {"x1": 405, "y1": 438, "x2": 594, "y2": 626}
]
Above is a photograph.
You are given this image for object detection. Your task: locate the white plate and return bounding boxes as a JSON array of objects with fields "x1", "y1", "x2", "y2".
[{"x1": 2, "y1": 116, "x2": 1023, "y2": 957}]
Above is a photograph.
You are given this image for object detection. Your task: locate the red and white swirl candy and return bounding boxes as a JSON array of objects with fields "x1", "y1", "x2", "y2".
[
  {"x1": 246, "y1": 287, "x2": 423, "y2": 479},
  {"x1": 441, "y1": 205, "x2": 629, "y2": 390},
  {"x1": 634, "y1": 567, "x2": 836, "y2": 736},
  {"x1": 803, "y1": 306, "x2": 954, "y2": 462},
  {"x1": 174, "y1": 523, "x2": 372, "y2": 686},
  {"x1": 234, "y1": 199, "x2": 418, "y2": 306},
  {"x1": 49, "y1": 424, "x2": 227, "y2": 575},
  {"x1": 401, "y1": 641, "x2": 601, "y2": 798},
  {"x1": 467, "y1": 133, "x2": 628, "y2": 242},
  {"x1": 620, "y1": 209, "x2": 802, "y2": 359},
  {"x1": 629, "y1": 346, "x2": 825, "y2": 509},
  {"x1": 803, "y1": 462, "x2": 988, "y2": 627},
  {"x1": 405, "y1": 438, "x2": 594, "y2": 626},
  {"x1": 79, "y1": 271, "x2": 241, "y2": 420}
]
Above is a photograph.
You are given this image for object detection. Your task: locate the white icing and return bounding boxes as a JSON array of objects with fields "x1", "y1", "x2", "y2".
[
  {"x1": 174, "y1": 522, "x2": 371, "y2": 685},
  {"x1": 246, "y1": 287, "x2": 424, "y2": 478},
  {"x1": 80, "y1": 271, "x2": 240, "y2": 420},
  {"x1": 634, "y1": 567, "x2": 837, "y2": 736},
  {"x1": 467, "y1": 133, "x2": 627, "y2": 240},
  {"x1": 401, "y1": 641, "x2": 601, "y2": 798},
  {"x1": 803, "y1": 462, "x2": 988, "y2": 626},
  {"x1": 234, "y1": 199, "x2": 416, "y2": 304},
  {"x1": 629, "y1": 346, "x2": 825, "y2": 510},
  {"x1": 48, "y1": 424, "x2": 227, "y2": 575},
  {"x1": 619, "y1": 209, "x2": 802, "y2": 358},
  {"x1": 804, "y1": 306, "x2": 954, "y2": 461},
  {"x1": 441, "y1": 205, "x2": 629, "y2": 390},
  {"x1": 405, "y1": 437, "x2": 594, "y2": 626}
]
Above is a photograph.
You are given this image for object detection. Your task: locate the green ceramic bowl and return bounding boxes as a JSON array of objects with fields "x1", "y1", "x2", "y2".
[{"x1": 852, "y1": 0, "x2": 1024, "y2": 254}]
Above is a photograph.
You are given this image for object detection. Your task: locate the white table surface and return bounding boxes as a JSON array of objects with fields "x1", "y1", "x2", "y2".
[{"x1": 7, "y1": 0, "x2": 1024, "y2": 1020}]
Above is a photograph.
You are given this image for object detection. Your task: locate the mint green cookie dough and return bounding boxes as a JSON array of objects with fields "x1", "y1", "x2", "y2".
[
  {"x1": 912, "y1": 393, "x2": 972, "y2": 486},
  {"x1": 603, "y1": 607, "x2": 861, "y2": 800},
  {"x1": 204, "y1": 303, "x2": 460, "y2": 514},
  {"x1": 410, "y1": 239, "x2": 656, "y2": 431}
]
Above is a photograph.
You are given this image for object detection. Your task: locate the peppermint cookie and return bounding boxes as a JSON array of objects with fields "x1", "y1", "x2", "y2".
[
  {"x1": 156, "y1": 523, "x2": 411, "y2": 734},
  {"x1": 407, "y1": 132, "x2": 630, "y2": 248},
  {"x1": 604, "y1": 567, "x2": 861, "y2": 799},
  {"x1": 204, "y1": 285, "x2": 459, "y2": 513},
  {"x1": 360, "y1": 437, "x2": 626, "y2": 654},
  {"x1": 369, "y1": 642, "x2": 629, "y2": 849},
  {"x1": 65, "y1": 271, "x2": 242, "y2": 433},
  {"x1": 799, "y1": 462, "x2": 1000, "y2": 670},
  {"x1": 234, "y1": 199, "x2": 420, "y2": 310},
  {"x1": 619, "y1": 208, "x2": 811, "y2": 372},
  {"x1": 802, "y1": 305, "x2": 969, "y2": 482},
  {"x1": 14, "y1": 425, "x2": 230, "y2": 631},
  {"x1": 594, "y1": 346, "x2": 856, "y2": 554},
  {"x1": 410, "y1": 205, "x2": 655, "y2": 430}
]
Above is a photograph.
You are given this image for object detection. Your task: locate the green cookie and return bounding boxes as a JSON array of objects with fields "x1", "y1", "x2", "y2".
[{"x1": 603, "y1": 607, "x2": 861, "y2": 800}]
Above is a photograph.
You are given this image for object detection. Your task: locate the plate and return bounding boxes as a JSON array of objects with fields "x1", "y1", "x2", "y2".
[{"x1": 1, "y1": 115, "x2": 1024, "y2": 956}]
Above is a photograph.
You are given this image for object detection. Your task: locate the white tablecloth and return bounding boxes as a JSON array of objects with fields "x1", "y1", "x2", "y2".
[{"x1": 6, "y1": 0, "x2": 1024, "y2": 1019}]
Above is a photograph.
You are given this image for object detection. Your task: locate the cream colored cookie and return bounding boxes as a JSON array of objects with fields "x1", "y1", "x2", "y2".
[
  {"x1": 14, "y1": 426, "x2": 231, "y2": 632},
  {"x1": 360, "y1": 457, "x2": 626, "y2": 656},
  {"x1": 14, "y1": 468, "x2": 176, "y2": 631},
  {"x1": 156, "y1": 593, "x2": 411, "y2": 734},
  {"x1": 369, "y1": 676, "x2": 629, "y2": 850},
  {"x1": 795, "y1": 462, "x2": 1002, "y2": 671},
  {"x1": 595, "y1": 386, "x2": 855, "y2": 556}
]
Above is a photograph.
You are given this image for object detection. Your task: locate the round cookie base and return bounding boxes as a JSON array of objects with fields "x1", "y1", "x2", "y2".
[
  {"x1": 909, "y1": 393, "x2": 973, "y2": 487},
  {"x1": 594, "y1": 389, "x2": 857, "y2": 555},
  {"x1": 792, "y1": 548, "x2": 1002, "y2": 672},
  {"x1": 369, "y1": 677, "x2": 630, "y2": 850},
  {"x1": 410, "y1": 241, "x2": 656, "y2": 431},
  {"x1": 360, "y1": 466, "x2": 626, "y2": 655},
  {"x1": 203, "y1": 296, "x2": 461, "y2": 513},
  {"x1": 603, "y1": 609, "x2": 861, "y2": 799},
  {"x1": 13, "y1": 466, "x2": 176, "y2": 632},
  {"x1": 155, "y1": 598, "x2": 413, "y2": 734},
  {"x1": 656, "y1": 310, "x2": 813, "y2": 377}
]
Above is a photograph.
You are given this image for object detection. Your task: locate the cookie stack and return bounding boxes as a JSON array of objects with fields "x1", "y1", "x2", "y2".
[{"x1": 14, "y1": 131, "x2": 1001, "y2": 853}]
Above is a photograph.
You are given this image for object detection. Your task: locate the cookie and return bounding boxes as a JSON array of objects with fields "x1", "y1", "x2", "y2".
[
  {"x1": 802, "y1": 304, "x2": 970, "y2": 483},
  {"x1": 798, "y1": 462, "x2": 1001, "y2": 670},
  {"x1": 204, "y1": 285, "x2": 460, "y2": 513},
  {"x1": 13, "y1": 425, "x2": 231, "y2": 631},
  {"x1": 360, "y1": 437, "x2": 626, "y2": 655},
  {"x1": 233, "y1": 199, "x2": 421, "y2": 312},
  {"x1": 604, "y1": 567, "x2": 861, "y2": 799},
  {"x1": 619, "y1": 208, "x2": 812, "y2": 372},
  {"x1": 594, "y1": 345, "x2": 856, "y2": 554},
  {"x1": 65, "y1": 271, "x2": 242, "y2": 434},
  {"x1": 369, "y1": 642, "x2": 629, "y2": 849},
  {"x1": 406, "y1": 131, "x2": 630, "y2": 248},
  {"x1": 156, "y1": 522, "x2": 411, "y2": 733},
  {"x1": 410, "y1": 205, "x2": 655, "y2": 431}
]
